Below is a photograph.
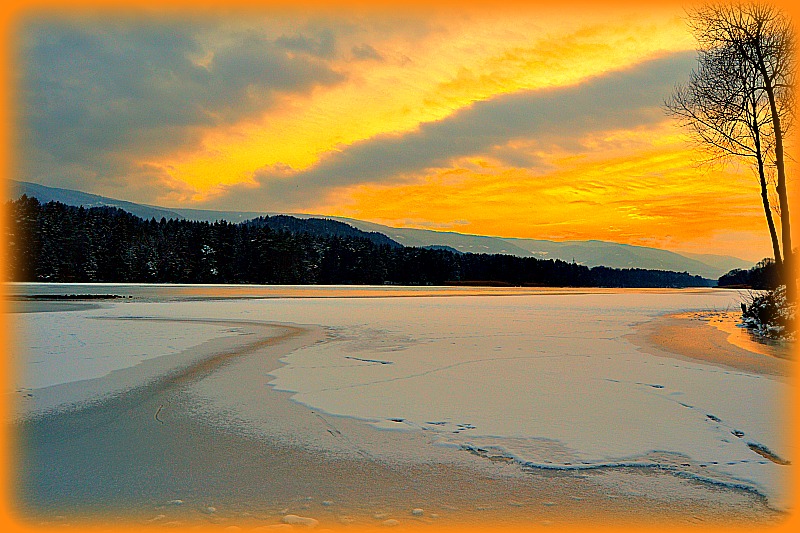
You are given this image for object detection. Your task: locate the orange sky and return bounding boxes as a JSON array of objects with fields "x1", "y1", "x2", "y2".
[{"x1": 14, "y1": 1, "x2": 799, "y2": 261}]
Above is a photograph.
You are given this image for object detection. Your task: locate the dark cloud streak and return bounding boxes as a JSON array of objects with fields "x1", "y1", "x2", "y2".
[
  {"x1": 224, "y1": 51, "x2": 695, "y2": 210},
  {"x1": 18, "y1": 19, "x2": 346, "y2": 195},
  {"x1": 351, "y1": 43, "x2": 383, "y2": 61},
  {"x1": 275, "y1": 29, "x2": 337, "y2": 58}
]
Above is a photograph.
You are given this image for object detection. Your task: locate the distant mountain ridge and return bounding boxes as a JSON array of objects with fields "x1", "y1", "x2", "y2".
[
  {"x1": 8, "y1": 180, "x2": 754, "y2": 278},
  {"x1": 307, "y1": 217, "x2": 753, "y2": 279},
  {"x1": 9, "y1": 180, "x2": 185, "y2": 221},
  {"x1": 8, "y1": 180, "x2": 398, "y2": 248}
]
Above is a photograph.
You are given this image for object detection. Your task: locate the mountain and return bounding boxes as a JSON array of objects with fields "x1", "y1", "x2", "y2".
[
  {"x1": 7, "y1": 180, "x2": 753, "y2": 278},
  {"x1": 680, "y1": 252, "x2": 754, "y2": 275},
  {"x1": 328, "y1": 219, "x2": 538, "y2": 256},
  {"x1": 7, "y1": 180, "x2": 398, "y2": 248},
  {"x1": 506, "y1": 238, "x2": 734, "y2": 280},
  {"x1": 7, "y1": 180, "x2": 185, "y2": 221},
  {"x1": 325, "y1": 218, "x2": 751, "y2": 279}
]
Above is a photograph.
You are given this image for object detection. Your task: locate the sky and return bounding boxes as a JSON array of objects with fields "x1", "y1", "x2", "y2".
[{"x1": 11, "y1": 1, "x2": 798, "y2": 261}]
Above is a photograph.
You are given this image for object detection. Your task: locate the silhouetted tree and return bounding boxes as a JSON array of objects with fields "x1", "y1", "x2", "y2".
[{"x1": 666, "y1": 3, "x2": 794, "y2": 294}]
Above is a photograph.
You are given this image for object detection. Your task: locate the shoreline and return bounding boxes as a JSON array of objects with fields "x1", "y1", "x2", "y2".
[
  {"x1": 10, "y1": 317, "x2": 303, "y2": 421},
  {"x1": 627, "y1": 311, "x2": 792, "y2": 381},
  {"x1": 3, "y1": 283, "x2": 727, "y2": 305},
  {"x1": 10, "y1": 311, "x2": 785, "y2": 529}
]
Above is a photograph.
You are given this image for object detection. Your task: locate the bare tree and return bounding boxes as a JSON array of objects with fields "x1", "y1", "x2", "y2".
[
  {"x1": 667, "y1": 35, "x2": 782, "y2": 266},
  {"x1": 665, "y1": 2, "x2": 794, "y2": 292}
]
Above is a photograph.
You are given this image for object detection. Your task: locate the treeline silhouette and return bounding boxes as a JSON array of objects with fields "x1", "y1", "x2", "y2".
[
  {"x1": 6, "y1": 196, "x2": 713, "y2": 287},
  {"x1": 717, "y1": 258, "x2": 781, "y2": 289},
  {"x1": 245, "y1": 215, "x2": 400, "y2": 248}
]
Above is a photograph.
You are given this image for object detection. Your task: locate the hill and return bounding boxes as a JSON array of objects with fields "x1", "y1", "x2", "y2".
[
  {"x1": 8, "y1": 180, "x2": 753, "y2": 278},
  {"x1": 5, "y1": 196, "x2": 714, "y2": 288}
]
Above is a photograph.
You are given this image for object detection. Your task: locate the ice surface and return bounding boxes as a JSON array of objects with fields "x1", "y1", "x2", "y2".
[
  {"x1": 254, "y1": 292, "x2": 791, "y2": 509},
  {"x1": 10, "y1": 285, "x2": 793, "y2": 510},
  {"x1": 10, "y1": 309, "x2": 246, "y2": 390}
]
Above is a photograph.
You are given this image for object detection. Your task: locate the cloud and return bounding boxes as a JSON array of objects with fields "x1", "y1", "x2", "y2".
[
  {"x1": 222, "y1": 51, "x2": 695, "y2": 210},
  {"x1": 17, "y1": 18, "x2": 346, "y2": 196},
  {"x1": 351, "y1": 43, "x2": 383, "y2": 61},
  {"x1": 276, "y1": 29, "x2": 337, "y2": 58},
  {"x1": 487, "y1": 141, "x2": 554, "y2": 170}
]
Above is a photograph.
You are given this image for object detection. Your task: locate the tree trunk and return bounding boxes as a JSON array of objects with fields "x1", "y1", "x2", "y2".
[
  {"x1": 754, "y1": 134, "x2": 782, "y2": 267},
  {"x1": 757, "y1": 56, "x2": 794, "y2": 299}
]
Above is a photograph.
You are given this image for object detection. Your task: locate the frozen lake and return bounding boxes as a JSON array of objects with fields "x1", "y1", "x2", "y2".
[{"x1": 7, "y1": 284, "x2": 793, "y2": 511}]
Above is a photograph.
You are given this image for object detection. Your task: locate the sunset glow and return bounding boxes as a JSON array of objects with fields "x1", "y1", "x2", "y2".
[{"x1": 14, "y1": 1, "x2": 799, "y2": 261}]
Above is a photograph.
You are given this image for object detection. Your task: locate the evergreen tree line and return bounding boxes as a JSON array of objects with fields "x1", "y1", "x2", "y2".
[
  {"x1": 245, "y1": 215, "x2": 400, "y2": 247},
  {"x1": 5, "y1": 196, "x2": 713, "y2": 288},
  {"x1": 717, "y1": 258, "x2": 781, "y2": 290}
]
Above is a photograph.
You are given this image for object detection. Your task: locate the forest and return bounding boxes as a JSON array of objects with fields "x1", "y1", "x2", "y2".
[
  {"x1": 717, "y1": 258, "x2": 780, "y2": 290},
  {"x1": 5, "y1": 196, "x2": 714, "y2": 288}
]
